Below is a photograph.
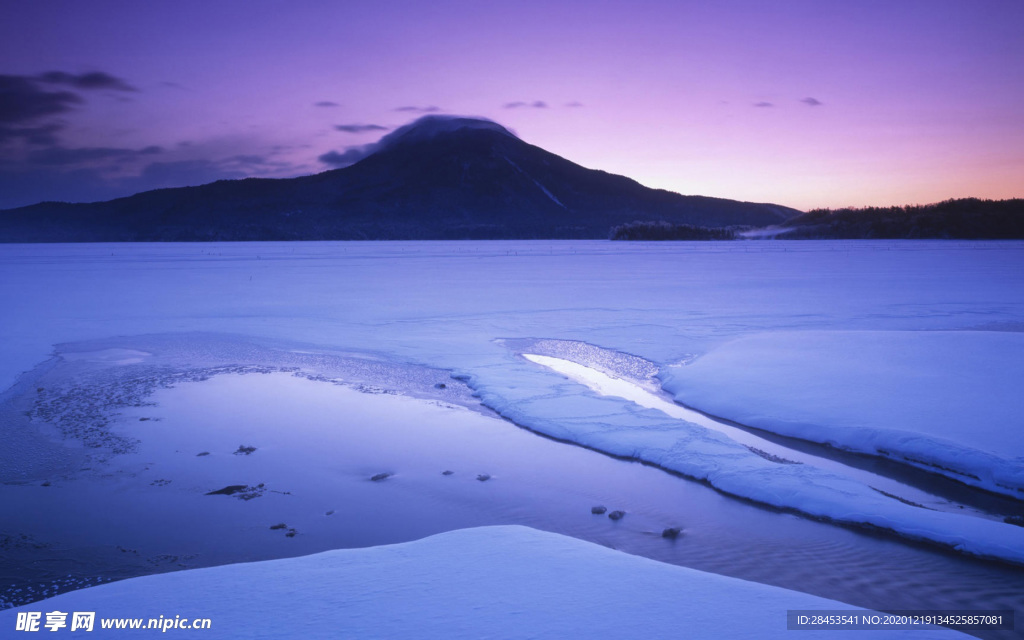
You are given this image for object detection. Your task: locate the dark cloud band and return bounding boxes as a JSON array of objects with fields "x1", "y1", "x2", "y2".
[
  {"x1": 0, "y1": 75, "x2": 82, "y2": 124},
  {"x1": 37, "y1": 71, "x2": 137, "y2": 92},
  {"x1": 27, "y1": 145, "x2": 162, "y2": 166}
]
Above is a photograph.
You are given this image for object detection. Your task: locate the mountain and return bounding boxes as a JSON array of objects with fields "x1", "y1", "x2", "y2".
[{"x1": 0, "y1": 116, "x2": 800, "y2": 242}]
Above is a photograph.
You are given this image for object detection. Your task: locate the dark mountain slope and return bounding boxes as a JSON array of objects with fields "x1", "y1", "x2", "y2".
[{"x1": 0, "y1": 116, "x2": 799, "y2": 241}]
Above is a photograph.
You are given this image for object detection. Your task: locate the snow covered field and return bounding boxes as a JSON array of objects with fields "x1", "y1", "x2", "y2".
[
  {"x1": 660, "y1": 330, "x2": 1024, "y2": 498},
  {"x1": 0, "y1": 527, "x2": 972, "y2": 639},
  {"x1": 2, "y1": 240, "x2": 1023, "y2": 636}
]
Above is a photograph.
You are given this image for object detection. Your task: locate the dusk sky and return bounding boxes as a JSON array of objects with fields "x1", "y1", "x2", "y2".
[{"x1": 1, "y1": 0, "x2": 1022, "y2": 211}]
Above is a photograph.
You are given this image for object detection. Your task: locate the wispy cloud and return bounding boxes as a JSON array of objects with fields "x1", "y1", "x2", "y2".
[
  {"x1": 224, "y1": 154, "x2": 270, "y2": 166},
  {"x1": 1, "y1": 70, "x2": 142, "y2": 146},
  {"x1": 504, "y1": 100, "x2": 548, "y2": 109},
  {"x1": 0, "y1": 123, "x2": 61, "y2": 145},
  {"x1": 119, "y1": 159, "x2": 248, "y2": 192},
  {"x1": 801, "y1": 97, "x2": 824, "y2": 106},
  {"x1": 314, "y1": 101, "x2": 339, "y2": 108},
  {"x1": 318, "y1": 146, "x2": 374, "y2": 167},
  {"x1": 395, "y1": 105, "x2": 440, "y2": 113},
  {"x1": 753, "y1": 101, "x2": 774, "y2": 108},
  {"x1": 37, "y1": 71, "x2": 137, "y2": 92},
  {"x1": 565, "y1": 101, "x2": 584, "y2": 108},
  {"x1": 319, "y1": 114, "x2": 512, "y2": 169},
  {"x1": 27, "y1": 145, "x2": 162, "y2": 166},
  {"x1": 0, "y1": 77, "x2": 309, "y2": 210},
  {"x1": 334, "y1": 123, "x2": 390, "y2": 134},
  {"x1": 0, "y1": 75, "x2": 82, "y2": 126}
]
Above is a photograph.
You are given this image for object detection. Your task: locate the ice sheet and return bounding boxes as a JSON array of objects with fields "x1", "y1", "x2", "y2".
[
  {"x1": 3, "y1": 241, "x2": 1023, "y2": 395},
  {"x1": 659, "y1": 331, "x2": 1024, "y2": 498}
]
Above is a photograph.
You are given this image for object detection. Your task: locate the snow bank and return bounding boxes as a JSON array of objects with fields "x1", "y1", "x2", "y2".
[
  {"x1": 0, "y1": 526, "x2": 967, "y2": 639},
  {"x1": 470, "y1": 359, "x2": 1024, "y2": 566},
  {"x1": 660, "y1": 331, "x2": 1024, "y2": 498}
]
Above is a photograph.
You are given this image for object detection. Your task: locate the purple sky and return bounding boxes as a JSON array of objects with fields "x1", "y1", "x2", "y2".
[{"x1": 1, "y1": 0, "x2": 1022, "y2": 211}]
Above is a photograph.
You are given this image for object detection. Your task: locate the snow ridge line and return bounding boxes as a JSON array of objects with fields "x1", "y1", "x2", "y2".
[{"x1": 465, "y1": 364, "x2": 1024, "y2": 567}]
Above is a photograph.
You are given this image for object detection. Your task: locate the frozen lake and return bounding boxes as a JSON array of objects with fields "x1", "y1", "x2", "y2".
[{"x1": 2, "y1": 240, "x2": 1023, "y2": 637}]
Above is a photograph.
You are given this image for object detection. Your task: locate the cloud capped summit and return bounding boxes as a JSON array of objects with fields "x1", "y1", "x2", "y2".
[
  {"x1": 380, "y1": 115, "x2": 517, "y2": 148},
  {"x1": 0, "y1": 116, "x2": 798, "y2": 241}
]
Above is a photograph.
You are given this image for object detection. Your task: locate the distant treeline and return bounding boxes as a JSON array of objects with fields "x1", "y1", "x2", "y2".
[
  {"x1": 610, "y1": 221, "x2": 738, "y2": 241},
  {"x1": 778, "y1": 198, "x2": 1024, "y2": 239}
]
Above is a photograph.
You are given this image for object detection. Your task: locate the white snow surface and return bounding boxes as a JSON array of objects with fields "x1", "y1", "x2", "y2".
[
  {"x1": 0, "y1": 526, "x2": 967, "y2": 639},
  {"x1": 5, "y1": 241, "x2": 1022, "y2": 396},
  {"x1": 660, "y1": 330, "x2": 1024, "y2": 498},
  {"x1": 3, "y1": 241, "x2": 1024, "y2": 564},
  {"x1": 480, "y1": 357, "x2": 1024, "y2": 565}
]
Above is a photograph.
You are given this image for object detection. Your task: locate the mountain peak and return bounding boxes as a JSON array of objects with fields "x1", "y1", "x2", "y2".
[{"x1": 377, "y1": 115, "x2": 518, "y2": 151}]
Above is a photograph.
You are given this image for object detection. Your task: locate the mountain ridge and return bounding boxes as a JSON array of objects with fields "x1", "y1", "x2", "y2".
[{"x1": 0, "y1": 116, "x2": 800, "y2": 242}]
